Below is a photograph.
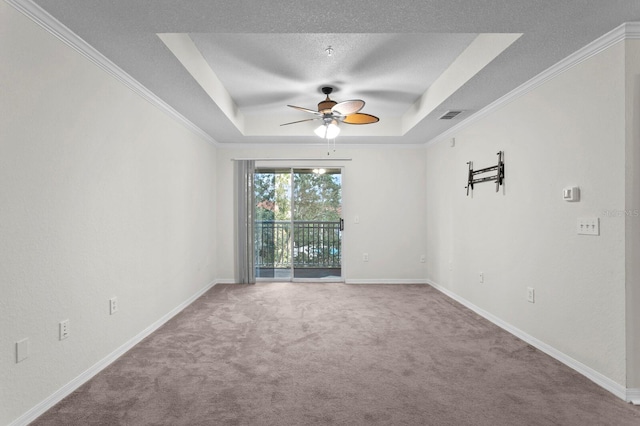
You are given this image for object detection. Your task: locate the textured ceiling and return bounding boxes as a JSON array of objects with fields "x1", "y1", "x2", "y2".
[
  {"x1": 189, "y1": 33, "x2": 477, "y2": 116},
  {"x1": 29, "y1": 0, "x2": 640, "y2": 145}
]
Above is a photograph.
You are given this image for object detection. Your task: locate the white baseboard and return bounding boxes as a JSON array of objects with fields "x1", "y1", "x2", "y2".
[
  {"x1": 219, "y1": 279, "x2": 428, "y2": 285},
  {"x1": 345, "y1": 279, "x2": 428, "y2": 285},
  {"x1": 628, "y1": 389, "x2": 640, "y2": 405},
  {"x1": 12, "y1": 278, "x2": 636, "y2": 426},
  {"x1": 215, "y1": 278, "x2": 239, "y2": 284},
  {"x1": 426, "y1": 279, "x2": 630, "y2": 402},
  {"x1": 10, "y1": 281, "x2": 216, "y2": 426}
]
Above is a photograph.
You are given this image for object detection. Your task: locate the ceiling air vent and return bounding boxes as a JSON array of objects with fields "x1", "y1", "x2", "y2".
[{"x1": 439, "y1": 110, "x2": 463, "y2": 120}]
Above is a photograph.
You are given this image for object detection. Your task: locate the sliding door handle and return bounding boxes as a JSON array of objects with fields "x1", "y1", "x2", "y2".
[{"x1": 340, "y1": 218, "x2": 344, "y2": 231}]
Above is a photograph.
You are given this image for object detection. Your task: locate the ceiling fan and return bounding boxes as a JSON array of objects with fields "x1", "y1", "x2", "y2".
[{"x1": 280, "y1": 87, "x2": 379, "y2": 139}]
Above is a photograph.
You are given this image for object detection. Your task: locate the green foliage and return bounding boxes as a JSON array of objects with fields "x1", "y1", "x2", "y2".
[
  {"x1": 254, "y1": 169, "x2": 342, "y2": 268},
  {"x1": 293, "y1": 172, "x2": 341, "y2": 221},
  {"x1": 274, "y1": 173, "x2": 291, "y2": 220},
  {"x1": 254, "y1": 171, "x2": 291, "y2": 221},
  {"x1": 254, "y1": 172, "x2": 275, "y2": 221}
]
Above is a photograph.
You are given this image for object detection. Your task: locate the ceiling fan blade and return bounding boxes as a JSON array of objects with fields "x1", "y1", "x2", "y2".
[
  {"x1": 280, "y1": 117, "x2": 321, "y2": 126},
  {"x1": 287, "y1": 105, "x2": 322, "y2": 115},
  {"x1": 343, "y1": 113, "x2": 380, "y2": 125},
  {"x1": 332, "y1": 99, "x2": 365, "y2": 116}
]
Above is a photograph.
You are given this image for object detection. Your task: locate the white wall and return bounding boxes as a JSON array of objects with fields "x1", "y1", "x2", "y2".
[
  {"x1": 626, "y1": 39, "x2": 640, "y2": 389},
  {"x1": 426, "y1": 40, "x2": 628, "y2": 386},
  {"x1": 2, "y1": 1, "x2": 636, "y2": 423},
  {"x1": 0, "y1": 3, "x2": 218, "y2": 424},
  {"x1": 216, "y1": 145, "x2": 427, "y2": 283}
]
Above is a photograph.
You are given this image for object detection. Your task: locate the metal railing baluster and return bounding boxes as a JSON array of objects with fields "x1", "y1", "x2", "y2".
[{"x1": 255, "y1": 220, "x2": 341, "y2": 269}]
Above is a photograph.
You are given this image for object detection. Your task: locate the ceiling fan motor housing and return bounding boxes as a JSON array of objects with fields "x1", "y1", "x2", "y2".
[
  {"x1": 318, "y1": 86, "x2": 337, "y2": 113},
  {"x1": 318, "y1": 98, "x2": 337, "y2": 113}
]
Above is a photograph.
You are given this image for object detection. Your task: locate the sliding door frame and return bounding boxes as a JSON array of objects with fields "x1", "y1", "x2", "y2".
[{"x1": 254, "y1": 166, "x2": 345, "y2": 283}]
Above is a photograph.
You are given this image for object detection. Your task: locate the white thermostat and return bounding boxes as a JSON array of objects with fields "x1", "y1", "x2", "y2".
[{"x1": 563, "y1": 186, "x2": 580, "y2": 202}]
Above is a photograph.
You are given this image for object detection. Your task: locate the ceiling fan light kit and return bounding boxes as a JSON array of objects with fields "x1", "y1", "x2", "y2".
[
  {"x1": 315, "y1": 120, "x2": 341, "y2": 139},
  {"x1": 281, "y1": 86, "x2": 379, "y2": 147}
]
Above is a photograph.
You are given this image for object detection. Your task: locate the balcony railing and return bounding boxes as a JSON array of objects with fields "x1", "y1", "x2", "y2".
[{"x1": 255, "y1": 220, "x2": 341, "y2": 268}]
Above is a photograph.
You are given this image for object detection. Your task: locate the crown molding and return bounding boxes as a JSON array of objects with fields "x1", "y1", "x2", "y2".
[
  {"x1": 7, "y1": 0, "x2": 639, "y2": 151},
  {"x1": 5, "y1": 0, "x2": 218, "y2": 146},
  {"x1": 427, "y1": 21, "x2": 640, "y2": 146},
  {"x1": 625, "y1": 22, "x2": 640, "y2": 38}
]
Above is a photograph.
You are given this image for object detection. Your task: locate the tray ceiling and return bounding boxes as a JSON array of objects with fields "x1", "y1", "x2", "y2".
[{"x1": 19, "y1": 0, "x2": 640, "y2": 145}]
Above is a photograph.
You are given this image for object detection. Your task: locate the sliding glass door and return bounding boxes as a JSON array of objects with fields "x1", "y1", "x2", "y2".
[
  {"x1": 254, "y1": 168, "x2": 342, "y2": 281},
  {"x1": 254, "y1": 169, "x2": 292, "y2": 279},
  {"x1": 291, "y1": 168, "x2": 342, "y2": 280}
]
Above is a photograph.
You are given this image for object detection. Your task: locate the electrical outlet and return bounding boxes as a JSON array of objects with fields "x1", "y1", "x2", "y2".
[
  {"x1": 527, "y1": 287, "x2": 535, "y2": 303},
  {"x1": 363, "y1": 253, "x2": 369, "y2": 262},
  {"x1": 109, "y1": 297, "x2": 118, "y2": 315},
  {"x1": 479, "y1": 272, "x2": 484, "y2": 283},
  {"x1": 59, "y1": 319, "x2": 70, "y2": 340}
]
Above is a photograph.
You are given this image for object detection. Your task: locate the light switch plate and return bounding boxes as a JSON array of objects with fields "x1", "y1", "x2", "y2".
[{"x1": 577, "y1": 217, "x2": 599, "y2": 235}]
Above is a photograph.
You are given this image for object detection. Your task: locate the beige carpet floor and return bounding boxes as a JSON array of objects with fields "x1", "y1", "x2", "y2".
[{"x1": 32, "y1": 283, "x2": 640, "y2": 425}]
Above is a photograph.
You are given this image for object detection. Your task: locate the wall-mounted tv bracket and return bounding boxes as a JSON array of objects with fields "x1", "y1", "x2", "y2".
[{"x1": 465, "y1": 151, "x2": 504, "y2": 196}]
